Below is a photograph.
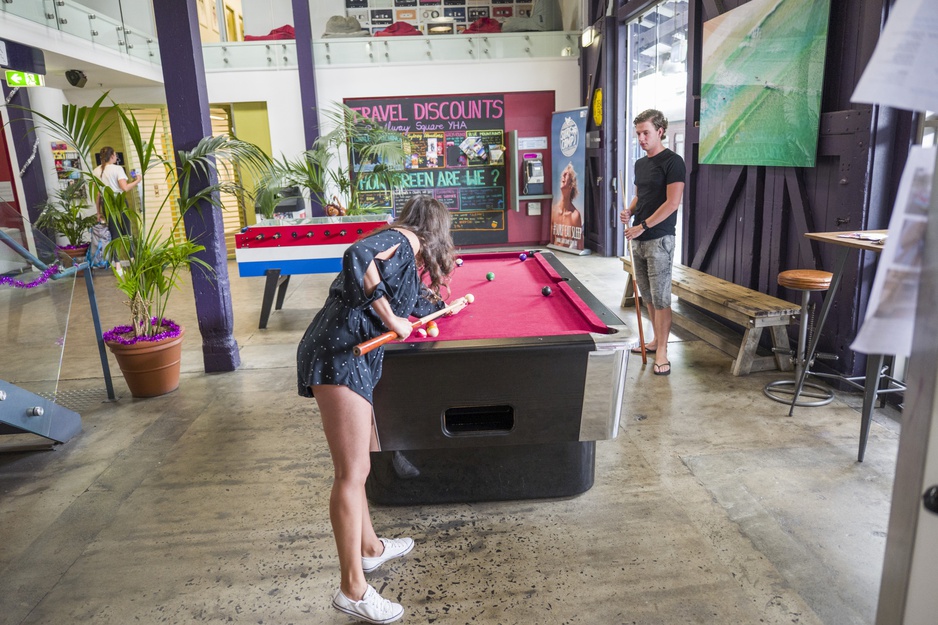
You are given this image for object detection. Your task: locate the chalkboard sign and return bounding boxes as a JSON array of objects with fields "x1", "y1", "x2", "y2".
[{"x1": 346, "y1": 94, "x2": 508, "y2": 245}]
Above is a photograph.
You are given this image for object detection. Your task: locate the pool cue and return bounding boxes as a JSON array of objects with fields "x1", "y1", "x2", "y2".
[
  {"x1": 620, "y1": 171, "x2": 647, "y2": 365},
  {"x1": 353, "y1": 294, "x2": 474, "y2": 357}
]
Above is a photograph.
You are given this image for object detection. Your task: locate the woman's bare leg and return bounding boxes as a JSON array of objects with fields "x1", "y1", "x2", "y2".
[
  {"x1": 360, "y1": 490, "x2": 383, "y2": 558},
  {"x1": 313, "y1": 384, "x2": 382, "y2": 599}
]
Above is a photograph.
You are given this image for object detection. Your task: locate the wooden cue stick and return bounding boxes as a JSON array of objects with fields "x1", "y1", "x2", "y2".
[
  {"x1": 353, "y1": 294, "x2": 472, "y2": 357},
  {"x1": 620, "y1": 171, "x2": 647, "y2": 365}
]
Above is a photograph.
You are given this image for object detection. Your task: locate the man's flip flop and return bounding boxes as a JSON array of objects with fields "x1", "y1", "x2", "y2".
[
  {"x1": 653, "y1": 361, "x2": 671, "y2": 376},
  {"x1": 631, "y1": 346, "x2": 656, "y2": 354}
]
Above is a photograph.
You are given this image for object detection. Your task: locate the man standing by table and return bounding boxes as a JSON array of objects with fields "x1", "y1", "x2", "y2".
[{"x1": 620, "y1": 109, "x2": 686, "y2": 376}]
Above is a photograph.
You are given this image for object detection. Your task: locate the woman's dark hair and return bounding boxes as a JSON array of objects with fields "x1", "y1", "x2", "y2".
[
  {"x1": 97, "y1": 146, "x2": 115, "y2": 171},
  {"x1": 385, "y1": 195, "x2": 455, "y2": 299}
]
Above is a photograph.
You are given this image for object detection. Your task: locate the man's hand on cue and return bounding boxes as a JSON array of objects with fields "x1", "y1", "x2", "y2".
[{"x1": 625, "y1": 225, "x2": 645, "y2": 241}]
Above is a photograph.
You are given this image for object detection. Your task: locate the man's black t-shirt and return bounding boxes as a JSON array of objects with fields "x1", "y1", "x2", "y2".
[{"x1": 633, "y1": 148, "x2": 686, "y2": 240}]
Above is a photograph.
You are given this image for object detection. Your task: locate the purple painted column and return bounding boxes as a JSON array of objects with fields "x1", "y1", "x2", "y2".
[
  {"x1": 153, "y1": 0, "x2": 240, "y2": 373},
  {"x1": 291, "y1": 0, "x2": 324, "y2": 216},
  {"x1": 292, "y1": 0, "x2": 320, "y2": 150}
]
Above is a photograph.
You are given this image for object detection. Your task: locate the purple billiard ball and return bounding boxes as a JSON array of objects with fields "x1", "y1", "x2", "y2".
[
  {"x1": 455, "y1": 258, "x2": 463, "y2": 267},
  {"x1": 519, "y1": 253, "x2": 527, "y2": 262},
  {"x1": 541, "y1": 286, "x2": 552, "y2": 296}
]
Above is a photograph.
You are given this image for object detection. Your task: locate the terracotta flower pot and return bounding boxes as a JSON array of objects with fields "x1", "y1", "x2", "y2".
[
  {"x1": 106, "y1": 325, "x2": 185, "y2": 398},
  {"x1": 60, "y1": 245, "x2": 89, "y2": 276}
]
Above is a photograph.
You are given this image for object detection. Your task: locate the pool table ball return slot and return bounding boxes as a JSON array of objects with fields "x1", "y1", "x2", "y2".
[{"x1": 364, "y1": 250, "x2": 636, "y2": 505}]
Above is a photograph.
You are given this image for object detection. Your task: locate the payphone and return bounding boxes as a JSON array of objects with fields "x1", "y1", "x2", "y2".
[{"x1": 522, "y1": 153, "x2": 545, "y2": 195}]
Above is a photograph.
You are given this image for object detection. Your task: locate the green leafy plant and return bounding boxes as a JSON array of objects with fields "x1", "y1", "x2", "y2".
[
  {"x1": 255, "y1": 103, "x2": 406, "y2": 218},
  {"x1": 34, "y1": 178, "x2": 97, "y2": 248},
  {"x1": 22, "y1": 93, "x2": 270, "y2": 340}
]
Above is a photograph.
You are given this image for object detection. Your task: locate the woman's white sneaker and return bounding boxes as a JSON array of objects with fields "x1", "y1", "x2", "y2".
[
  {"x1": 331, "y1": 585, "x2": 404, "y2": 624},
  {"x1": 362, "y1": 537, "x2": 414, "y2": 573}
]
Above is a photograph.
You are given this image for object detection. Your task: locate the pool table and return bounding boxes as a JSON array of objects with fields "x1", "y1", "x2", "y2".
[{"x1": 366, "y1": 250, "x2": 634, "y2": 505}]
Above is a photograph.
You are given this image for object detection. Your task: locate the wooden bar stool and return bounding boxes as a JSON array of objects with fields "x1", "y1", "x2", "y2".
[{"x1": 764, "y1": 269, "x2": 836, "y2": 407}]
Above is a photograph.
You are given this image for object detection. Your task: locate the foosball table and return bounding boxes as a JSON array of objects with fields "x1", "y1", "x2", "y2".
[{"x1": 234, "y1": 216, "x2": 389, "y2": 328}]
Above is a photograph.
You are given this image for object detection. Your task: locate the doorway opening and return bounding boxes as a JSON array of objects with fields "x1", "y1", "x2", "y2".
[{"x1": 621, "y1": 0, "x2": 689, "y2": 253}]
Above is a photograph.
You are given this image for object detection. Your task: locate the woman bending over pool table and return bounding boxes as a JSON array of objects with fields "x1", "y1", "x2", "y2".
[{"x1": 297, "y1": 195, "x2": 461, "y2": 624}]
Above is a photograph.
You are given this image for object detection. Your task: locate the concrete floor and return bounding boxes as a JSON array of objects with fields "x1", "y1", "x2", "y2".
[{"x1": 0, "y1": 252, "x2": 900, "y2": 625}]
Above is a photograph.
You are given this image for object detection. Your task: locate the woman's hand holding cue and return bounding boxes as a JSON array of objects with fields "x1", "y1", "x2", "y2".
[
  {"x1": 353, "y1": 293, "x2": 474, "y2": 356},
  {"x1": 387, "y1": 315, "x2": 413, "y2": 341},
  {"x1": 443, "y1": 298, "x2": 469, "y2": 317}
]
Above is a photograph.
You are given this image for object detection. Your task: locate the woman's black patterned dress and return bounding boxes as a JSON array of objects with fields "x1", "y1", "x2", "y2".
[{"x1": 297, "y1": 229, "x2": 444, "y2": 403}]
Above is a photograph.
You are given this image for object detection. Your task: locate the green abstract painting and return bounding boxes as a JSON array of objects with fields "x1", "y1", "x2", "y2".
[{"x1": 699, "y1": 0, "x2": 831, "y2": 167}]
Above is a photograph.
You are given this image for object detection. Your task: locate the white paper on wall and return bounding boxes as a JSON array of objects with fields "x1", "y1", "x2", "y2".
[
  {"x1": 851, "y1": 145, "x2": 937, "y2": 358},
  {"x1": 851, "y1": 0, "x2": 938, "y2": 113}
]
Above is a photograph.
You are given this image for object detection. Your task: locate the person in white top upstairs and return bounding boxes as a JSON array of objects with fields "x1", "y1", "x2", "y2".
[{"x1": 93, "y1": 146, "x2": 141, "y2": 243}]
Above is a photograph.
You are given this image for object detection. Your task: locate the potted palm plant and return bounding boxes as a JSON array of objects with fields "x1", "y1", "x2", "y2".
[
  {"x1": 236, "y1": 104, "x2": 405, "y2": 287},
  {"x1": 34, "y1": 178, "x2": 98, "y2": 272},
  {"x1": 255, "y1": 103, "x2": 407, "y2": 218},
  {"x1": 25, "y1": 93, "x2": 269, "y2": 397}
]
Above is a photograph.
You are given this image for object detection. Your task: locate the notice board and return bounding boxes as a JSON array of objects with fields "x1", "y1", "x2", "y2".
[{"x1": 346, "y1": 94, "x2": 508, "y2": 246}]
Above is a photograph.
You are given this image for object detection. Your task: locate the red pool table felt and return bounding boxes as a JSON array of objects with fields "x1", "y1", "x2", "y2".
[{"x1": 406, "y1": 251, "x2": 609, "y2": 344}]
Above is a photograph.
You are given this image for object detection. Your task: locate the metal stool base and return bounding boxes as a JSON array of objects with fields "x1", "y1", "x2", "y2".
[{"x1": 763, "y1": 379, "x2": 834, "y2": 407}]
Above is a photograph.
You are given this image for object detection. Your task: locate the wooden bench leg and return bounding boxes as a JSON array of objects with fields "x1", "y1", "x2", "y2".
[
  {"x1": 731, "y1": 326, "x2": 764, "y2": 376},
  {"x1": 620, "y1": 273, "x2": 636, "y2": 308},
  {"x1": 770, "y1": 325, "x2": 794, "y2": 372}
]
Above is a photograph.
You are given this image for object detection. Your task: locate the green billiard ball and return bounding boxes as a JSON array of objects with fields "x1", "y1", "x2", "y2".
[{"x1": 486, "y1": 272, "x2": 495, "y2": 281}]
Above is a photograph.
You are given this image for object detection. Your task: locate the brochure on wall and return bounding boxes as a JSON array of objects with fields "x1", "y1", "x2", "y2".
[
  {"x1": 851, "y1": 145, "x2": 936, "y2": 358},
  {"x1": 851, "y1": 0, "x2": 938, "y2": 113}
]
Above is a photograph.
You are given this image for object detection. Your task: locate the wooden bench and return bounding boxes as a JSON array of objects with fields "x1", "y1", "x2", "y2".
[{"x1": 620, "y1": 257, "x2": 800, "y2": 376}]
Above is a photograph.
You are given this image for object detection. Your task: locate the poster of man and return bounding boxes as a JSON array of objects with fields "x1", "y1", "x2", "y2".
[{"x1": 549, "y1": 108, "x2": 587, "y2": 253}]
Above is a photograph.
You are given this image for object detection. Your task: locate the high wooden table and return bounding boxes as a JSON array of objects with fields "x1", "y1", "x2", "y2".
[{"x1": 794, "y1": 230, "x2": 904, "y2": 461}]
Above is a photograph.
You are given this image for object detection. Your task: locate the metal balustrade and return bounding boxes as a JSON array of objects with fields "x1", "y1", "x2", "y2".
[{"x1": 1, "y1": 0, "x2": 160, "y2": 64}]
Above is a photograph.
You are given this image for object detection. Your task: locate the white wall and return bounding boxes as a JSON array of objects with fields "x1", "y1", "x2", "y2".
[
  {"x1": 206, "y1": 69, "x2": 305, "y2": 158},
  {"x1": 315, "y1": 57, "x2": 580, "y2": 111},
  {"x1": 66, "y1": 86, "x2": 168, "y2": 108},
  {"x1": 240, "y1": 0, "x2": 326, "y2": 37},
  {"x1": 63, "y1": 55, "x2": 581, "y2": 166},
  {"x1": 203, "y1": 55, "x2": 579, "y2": 159}
]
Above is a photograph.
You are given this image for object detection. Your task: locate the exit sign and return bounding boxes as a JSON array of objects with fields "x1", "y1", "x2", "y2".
[{"x1": 4, "y1": 70, "x2": 44, "y2": 87}]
